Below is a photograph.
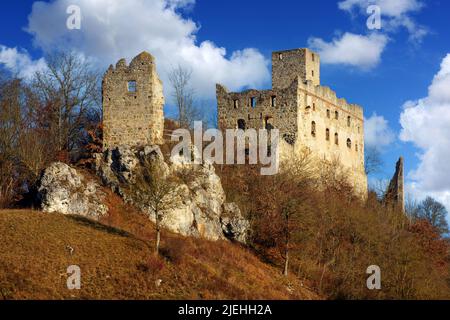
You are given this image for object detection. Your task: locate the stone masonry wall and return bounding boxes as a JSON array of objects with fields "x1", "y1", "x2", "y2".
[
  {"x1": 217, "y1": 79, "x2": 299, "y2": 143},
  {"x1": 217, "y1": 48, "x2": 367, "y2": 195},
  {"x1": 102, "y1": 52, "x2": 164, "y2": 150},
  {"x1": 295, "y1": 80, "x2": 367, "y2": 194},
  {"x1": 272, "y1": 48, "x2": 320, "y2": 89},
  {"x1": 385, "y1": 157, "x2": 405, "y2": 212}
]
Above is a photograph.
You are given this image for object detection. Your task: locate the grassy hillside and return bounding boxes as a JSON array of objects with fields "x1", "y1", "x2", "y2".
[{"x1": 0, "y1": 205, "x2": 319, "y2": 300}]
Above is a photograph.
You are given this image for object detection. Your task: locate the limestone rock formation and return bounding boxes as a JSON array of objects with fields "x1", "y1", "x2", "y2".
[
  {"x1": 37, "y1": 146, "x2": 249, "y2": 243},
  {"x1": 221, "y1": 203, "x2": 250, "y2": 244},
  {"x1": 94, "y1": 145, "x2": 249, "y2": 243},
  {"x1": 37, "y1": 162, "x2": 108, "y2": 219}
]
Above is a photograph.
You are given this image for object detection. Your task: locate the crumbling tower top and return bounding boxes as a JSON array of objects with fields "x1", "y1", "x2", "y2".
[
  {"x1": 272, "y1": 48, "x2": 320, "y2": 89},
  {"x1": 102, "y1": 51, "x2": 165, "y2": 151}
]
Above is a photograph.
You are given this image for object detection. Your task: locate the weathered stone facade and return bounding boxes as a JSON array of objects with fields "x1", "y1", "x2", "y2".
[
  {"x1": 102, "y1": 52, "x2": 164, "y2": 150},
  {"x1": 385, "y1": 157, "x2": 405, "y2": 212},
  {"x1": 217, "y1": 48, "x2": 367, "y2": 195}
]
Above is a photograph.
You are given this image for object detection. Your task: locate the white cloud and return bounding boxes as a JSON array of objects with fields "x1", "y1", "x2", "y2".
[
  {"x1": 364, "y1": 112, "x2": 395, "y2": 149},
  {"x1": 308, "y1": 0, "x2": 427, "y2": 70},
  {"x1": 338, "y1": 0, "x2": 428, "y2": 43},
  {"x1": 400, "y1": 54, "x2": 450, "y2": 210},
  {"x1": 339, "y1": 0, "x2": 423, "y2": 17},
  {"x1": 308, "y1": 32, "x2": 389, "y2": 70},
  {"x1": 25, "y1": 0, "x2": 270, "y2": 98},
  {"x1": 0, "y1": 45, "x2": 47, "y2": 80}
]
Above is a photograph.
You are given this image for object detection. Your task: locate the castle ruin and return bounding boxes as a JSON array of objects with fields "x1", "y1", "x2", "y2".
[
  {"x1": 385, "y1": 157, "x2": 405, "y2": 212},
  {"x1": 216, "y1": 48, "x2": 368, "y2": 195},
  {"x1": 102, "y1": 52, "x2": 164, "y2": 150},
  {"x1": 101, "y1": 49, "x2": 368, "y2": 195}
]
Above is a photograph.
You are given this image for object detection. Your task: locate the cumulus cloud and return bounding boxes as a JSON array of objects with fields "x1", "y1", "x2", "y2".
[
  {"x1": 339, "y1": 0, "x2": 423, "y2": 17},
  {"x1": 308, "y1": 32, "x2": 388, "y2": 70},
  {"x1": 25, "y1": 0, "x2": 270, "y2": 98},
  {"x1": 0, "y1": 45, "x2": 47, "y2": 80},
  {"x1": 400, "y1": 54, "x2": 450, "y2": 209},
  {"x1": 308, "y1": 0, "x2": 427, "y2": 70},
  {"x1": 338, "y1": 0, "x2": 428, "y2": 43},
  {"x1": 364, "y1": 112, "x2": 395, "y2": 149}
]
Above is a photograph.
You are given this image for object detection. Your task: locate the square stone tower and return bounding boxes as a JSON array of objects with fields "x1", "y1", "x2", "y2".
[
  {"x1": 272, "y1": 48, "x2": 320, "y2": 89},
  {"x1": 102, "y1": 52, "x2": 164, "y2": 150}
]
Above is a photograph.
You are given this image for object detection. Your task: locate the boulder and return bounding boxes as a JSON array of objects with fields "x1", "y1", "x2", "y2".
[
  {"x1": 221, "y1": 203, "x2": 250, "y2": 243},
  {"x1": 37, "y1": 162, "x2": 108, "y2": 220}
]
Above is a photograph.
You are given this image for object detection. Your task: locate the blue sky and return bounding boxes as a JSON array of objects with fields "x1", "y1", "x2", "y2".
[{"x1": 1, "y1": 0, "x2": 450, "y2": 209}]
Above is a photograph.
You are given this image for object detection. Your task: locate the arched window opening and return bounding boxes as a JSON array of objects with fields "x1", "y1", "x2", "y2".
[
  {"x1": 233, "y1": 99, "x2": 239, "y2": 109},
  {"x1": 335, "y1": 111, "x2": 339, "y2": 120},
  {"x1": 237, "y1": 119, "x2": 246, "y2": 130},
  {"x1": 265, "y1": 117, "x2": 274, "y2": 131},
  {"x1": 347, "y1": 138, "x2": 352, "y2": 149},
  {"x1": 271, "y1": 96, "x2": 277, "y2": 107},
  {"x1": 311, "y1": 121, "x2": 316, "y2": 137},
  {"x1": 326, "y1": 128, "x2": 330, "y2": 141},
  {"x1": 335, "y1": 133, "x2": 339, "y2": 145},
  {"x1": 127, "y1": 81, "x2": 137, "y2": 92},
  {"x1": 327, "y1": 109, "x2": 330, "y2": 118},
  {"x1": 250, "y1": 97, "x2": 257, "y2": 108},
  {"x1": 347, "y1": 116, "x2": 351, "y2": 127}
]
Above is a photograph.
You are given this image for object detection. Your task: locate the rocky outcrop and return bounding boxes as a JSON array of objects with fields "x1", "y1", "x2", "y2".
[
  {"x1": 94, "y1": 145, "x2": 249, "y2": 243},
  {"x1": 37, "y1": 162, "x2": 108, "y2": 220},
  {"x1": 221, "y1": 203, "x2": 250, "y2": 244},
  {"x1": 37, "y1": 146, "x2": 249, "y2": 243}
]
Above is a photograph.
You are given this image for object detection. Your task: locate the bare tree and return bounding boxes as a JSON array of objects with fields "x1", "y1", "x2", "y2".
[
  {"x1": 134, "y1": 160, "x2": 182, "y2": 255},
  {"x1": 369, "y1": 178, "x2": 390, "y2": 199},
  {"x1": 250, "y1": 151, "x2": 314, "y2": 277},
  {"x1": 0, "y1": 78, "x2": 46, "y2": 205},
  {"x1": 33, "y1": 51, "x2": 101, "y2": 157},
  {"x1": 0, "y1": 51, "x2": 101, "y2": 207},
  {"x1": 365, "y1": 146, "x2": 383, "y2": 175},
  {"x1": 168, "y1": 65, "x2": 200, "y2": 128},
  {"x1": 413, "y1": 197, "x2": 449, "y2": 236},
  {"x1": 405, "y1": 193, "x2": 420, "y2": 222}
]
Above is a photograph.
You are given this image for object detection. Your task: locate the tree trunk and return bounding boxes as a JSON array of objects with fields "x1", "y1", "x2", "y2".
[
  {"x1": 283, "y1": 249, "x2": 289, "y2": 276},
  {"x1": 156, "y1": 228, "x2": 161, "y2": 255},
  {"x1": 283, "y1": 212, "x2": 290, "y2": 277}
]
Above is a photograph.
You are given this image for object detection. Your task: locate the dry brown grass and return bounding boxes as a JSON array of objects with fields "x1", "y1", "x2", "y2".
[{"x1": 0, "y1": 203, "x2": 320, "y2": 300}]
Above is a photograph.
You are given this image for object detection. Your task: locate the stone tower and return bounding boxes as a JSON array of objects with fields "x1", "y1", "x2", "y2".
[
  {"x1": 272, "y1": 48, "x2": 320, "y2": 89},
  {"x1": 102, "y1": 52, "x2": 164, "y2": 151}
]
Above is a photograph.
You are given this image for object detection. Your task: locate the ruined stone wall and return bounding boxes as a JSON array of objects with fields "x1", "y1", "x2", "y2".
[
  {"x1": 102, "y1": 52, "x2": 164, "y2": 150},
  {"x1": 216, "y1": 79, "x2": 299, "y2": 142},
  {"x1": 217, "y1": 48, "x2": 367, "y2": 195},
  {"x1": 385, "y1": 157, "x2": 405, "y2": 212},
  {"x1": 294, "y1": 81, "x2": 367, "y2": 194}
]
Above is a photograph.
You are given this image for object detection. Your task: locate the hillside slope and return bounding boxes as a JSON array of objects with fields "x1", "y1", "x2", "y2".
[{"x1": 0, "y1": 207, "x2": 319, "y2": 300}]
